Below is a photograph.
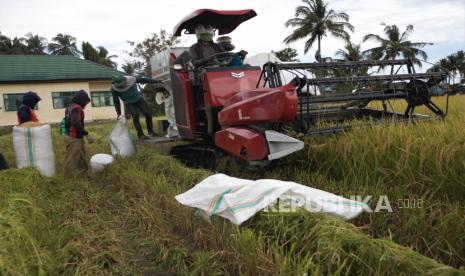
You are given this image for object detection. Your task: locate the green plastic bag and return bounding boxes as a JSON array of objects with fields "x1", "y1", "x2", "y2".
[{"x1": 59, "y1": 117, "x2": 66, "y2": 136}]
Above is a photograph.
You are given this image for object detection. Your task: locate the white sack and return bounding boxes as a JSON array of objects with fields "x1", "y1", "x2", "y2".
[
  {"x1": 12, "y1": 124, "x2": 56, "y2": 177},
  {"x1": 175, "y1": 174, "x2": 367, "y2": 225},
  {"x1": 164, "y1": 95, "x2": 179, "y2": 138},
  {"x1": 90, "y1": 153, "x2": 114, "y2": 173},
  {"x1": 109, "y1": 118, "x2": 136, "y2": 158}
]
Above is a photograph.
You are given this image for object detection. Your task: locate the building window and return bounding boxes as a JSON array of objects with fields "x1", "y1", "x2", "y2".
[
  {"x1": 2, "y1": 93, "x2": 38, "y2": 112},
  {"x1": 52, "y1": 91, "x2": 77, "y2": 109},
  {"x1": 91, "y1": 91, "x2": 114, "y2": 107}
]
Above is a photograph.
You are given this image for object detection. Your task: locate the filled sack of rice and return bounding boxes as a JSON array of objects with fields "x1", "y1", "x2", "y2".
[
  {"x1": 12, "y1": 122, "x2": 56, "y2": 177},
  {"x1": 109, "y1": 117, "x2": 136, "y2": 158}
]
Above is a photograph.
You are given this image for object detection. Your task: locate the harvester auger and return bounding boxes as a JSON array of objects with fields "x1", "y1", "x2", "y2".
[
  {"x1": 151, "y1": 9, "x2": 449, "y2": 170},
  {"x1": 259, "y1": 59, "x2": 448, "y2": 135}
]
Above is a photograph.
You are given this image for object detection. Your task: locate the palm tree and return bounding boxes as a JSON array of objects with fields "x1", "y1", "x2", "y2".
[
  {"x1": 335, "y1": 42, "x2": 364, "y2": 61},
  {"x1": 0, "y1": 32, "x2": 28, "y2": 55},
  {"x1": 446, "y1": 51, "x2": 465, "y2": 80},
  {"x1": 433, "y1": 57, "x2": 455, "y2": 83},
  {"x1": 456, "y1": 50, "x2": 465, "y2": 80},
  {"x1": 82, "y1": 41, "x2": 117, "y2": 68},
  {"x1": 428, "y1": 50, "x2": 465, "y2": 83},
  {"x1": 283, "y1": 0, "x2": 354, "y2": 61},
  {"x1": 96, "y1": 47, "x2": 117, "y2": 68},
  {"x1": 122, "y1": 61, "x2": 143, "y2": 75},
  {"x1": 273, "y1": 47, "x2": 300, "y2": 62},
  {"x1": 363, "y1": 23, "x2": 432, "y2": 72},
  {"x1": 0, "y1": 31, "x2": 8, "y2": 46},
  {"x1": 122, "y1": 62, "x2": 135, "y2": 75},
  {"x1": 0, "y1": 32, "x2": 12, "y2": 54},
  {"x1": 82, "y1": 41, "x2": 98, "y2": 61},
  {"x1": 24, "y1": 33, "x2": 47, "y2": 55},
  {"x1": 335, "y1": 42, "x2": 367, "y2": 76},
  {"x1": 48, "y1": 33, "x2": 81, "y2": 56}
]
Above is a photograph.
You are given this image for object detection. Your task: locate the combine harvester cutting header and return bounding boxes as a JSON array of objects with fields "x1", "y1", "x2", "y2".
[{"x1": 151, "y1": 9, "x2": 448, "y2": 168}]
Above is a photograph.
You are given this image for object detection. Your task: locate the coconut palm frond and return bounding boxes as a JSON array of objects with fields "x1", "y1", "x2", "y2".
[
  {"x1": 363, "y1": 24, "x2": 431, "y2": 68},
  {"x1": 284, "y1": 0, "x2": 353, "y2": 61}
]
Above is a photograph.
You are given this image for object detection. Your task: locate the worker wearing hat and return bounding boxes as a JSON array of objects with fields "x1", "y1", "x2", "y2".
[
  {"x1": 17, "y1": 91, "x2": 41, "y2": 125},
  {"x1": 189, "y1": 24, "x2": 222, "y2": 68},
  {"x1": 111, "y1": 75, "x2": 158, "y2": 139},
  {"x1": 63, "y1": 90, "x2": 92, "y2": 178},
  {"x1": 216, "y1": 36, "x2": 248, "y2": 66}
]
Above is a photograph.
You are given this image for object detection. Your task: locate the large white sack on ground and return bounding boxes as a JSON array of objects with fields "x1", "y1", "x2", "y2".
[
  {"x1": 90, "y1": 154, "x2": 114, "y2": 173},
  {"x1": 109, "y1": 118, "x2": 136, "y2": 158},
  {"x1": 175, "y1": 174, "x2": 367, "y2": 225},
  {"x1": 12, "y1": 124, "x2": 56, "y2": 177}
]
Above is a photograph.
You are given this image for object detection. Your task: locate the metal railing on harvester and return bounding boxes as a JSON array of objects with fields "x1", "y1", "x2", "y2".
[{"x1": 257, "y1": 59, "x2": 449, "y2": 135}]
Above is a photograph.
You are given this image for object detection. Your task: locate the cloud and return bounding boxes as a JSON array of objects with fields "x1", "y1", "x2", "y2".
[{"x1": 1, "y1": 0, "x2": 464, "y2": 68}]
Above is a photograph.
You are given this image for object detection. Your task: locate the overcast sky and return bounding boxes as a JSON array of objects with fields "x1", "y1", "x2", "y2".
[{"x1": 1, "y1": 0, "x2": 464, "y2": 70}]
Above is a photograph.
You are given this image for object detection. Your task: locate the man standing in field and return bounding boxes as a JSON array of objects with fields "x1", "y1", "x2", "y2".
[
  {"x1": 63, "y1": 90, "x2": 93, "y2": 178},
  {"x1": 17, "y1": 91, "x2": 41, "y2": 125},
  {"x1": 111, "y1": 75, "x2": 158, "y2": 140}
]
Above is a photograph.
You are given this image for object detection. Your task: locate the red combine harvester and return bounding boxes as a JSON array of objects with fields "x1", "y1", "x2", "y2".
[
  {"x1": 162, "y1": 9, "x2": 304, "y2": 168},
  {"x1": 153, "y1": 9, "x2": 448, "y2": 168}
]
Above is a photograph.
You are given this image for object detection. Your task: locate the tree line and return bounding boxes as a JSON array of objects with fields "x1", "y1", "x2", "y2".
[
  {"x1": 278, "y1": 0, "x2": 431, "y2": 66},
  {"x1": 428, "y1": 51, "x2": 465, "y2": 84},
  {"x1": 273, "y1": 0, "x2": 463, "y2": 85},
  {"x1": 1, "y1": 0, "x2": 464, "y2": 81},
  {"x1": 0, "y1": 32, "x2": 118, "y2": 69}
]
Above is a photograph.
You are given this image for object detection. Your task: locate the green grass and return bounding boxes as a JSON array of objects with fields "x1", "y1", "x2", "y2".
[
  {"x1": 0, "y1": 150, "x2": 461, "y2": 275},
  {"x1": 217, "y1": 95, "x2": 465, "y2": 268},
  {"x1": 0, "y1": 96, "x2": 464, "y2": 274}
]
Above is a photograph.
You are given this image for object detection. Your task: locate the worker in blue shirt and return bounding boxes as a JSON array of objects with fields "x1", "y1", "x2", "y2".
[{"x1": 111, "y1": 75, "x2": 158, "y2": 139}]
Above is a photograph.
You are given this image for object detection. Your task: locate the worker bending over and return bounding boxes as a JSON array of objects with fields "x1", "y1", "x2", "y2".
[
  {"x1": 111, "y1": 75, "x2": 158, "y2": 140},
  {"x1": 17, "y1": 91, "x2": 41, "y2": 124}
]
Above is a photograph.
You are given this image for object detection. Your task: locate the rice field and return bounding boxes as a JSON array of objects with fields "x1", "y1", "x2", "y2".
[
  {"x1": 0, "y1": 95, "x2": 464, "y2": 275},
  {"x1": 218, "y1": 95, "x2": 465, "y2": 268}
]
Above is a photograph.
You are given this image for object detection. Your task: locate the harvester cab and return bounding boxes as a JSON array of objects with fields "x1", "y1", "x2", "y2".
[{"x1": 166, "y1": 9, "x2": 304, "y2": 168}]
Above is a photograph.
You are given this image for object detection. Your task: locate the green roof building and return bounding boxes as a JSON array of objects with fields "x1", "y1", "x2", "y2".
[{"x1": 0, "y1": 55, "x2": 123, "y2": 126}]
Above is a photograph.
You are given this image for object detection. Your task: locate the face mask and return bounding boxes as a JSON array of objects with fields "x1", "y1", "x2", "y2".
[{"x1": 199, "y1": 33, "x2": 213, "y2": 42}]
